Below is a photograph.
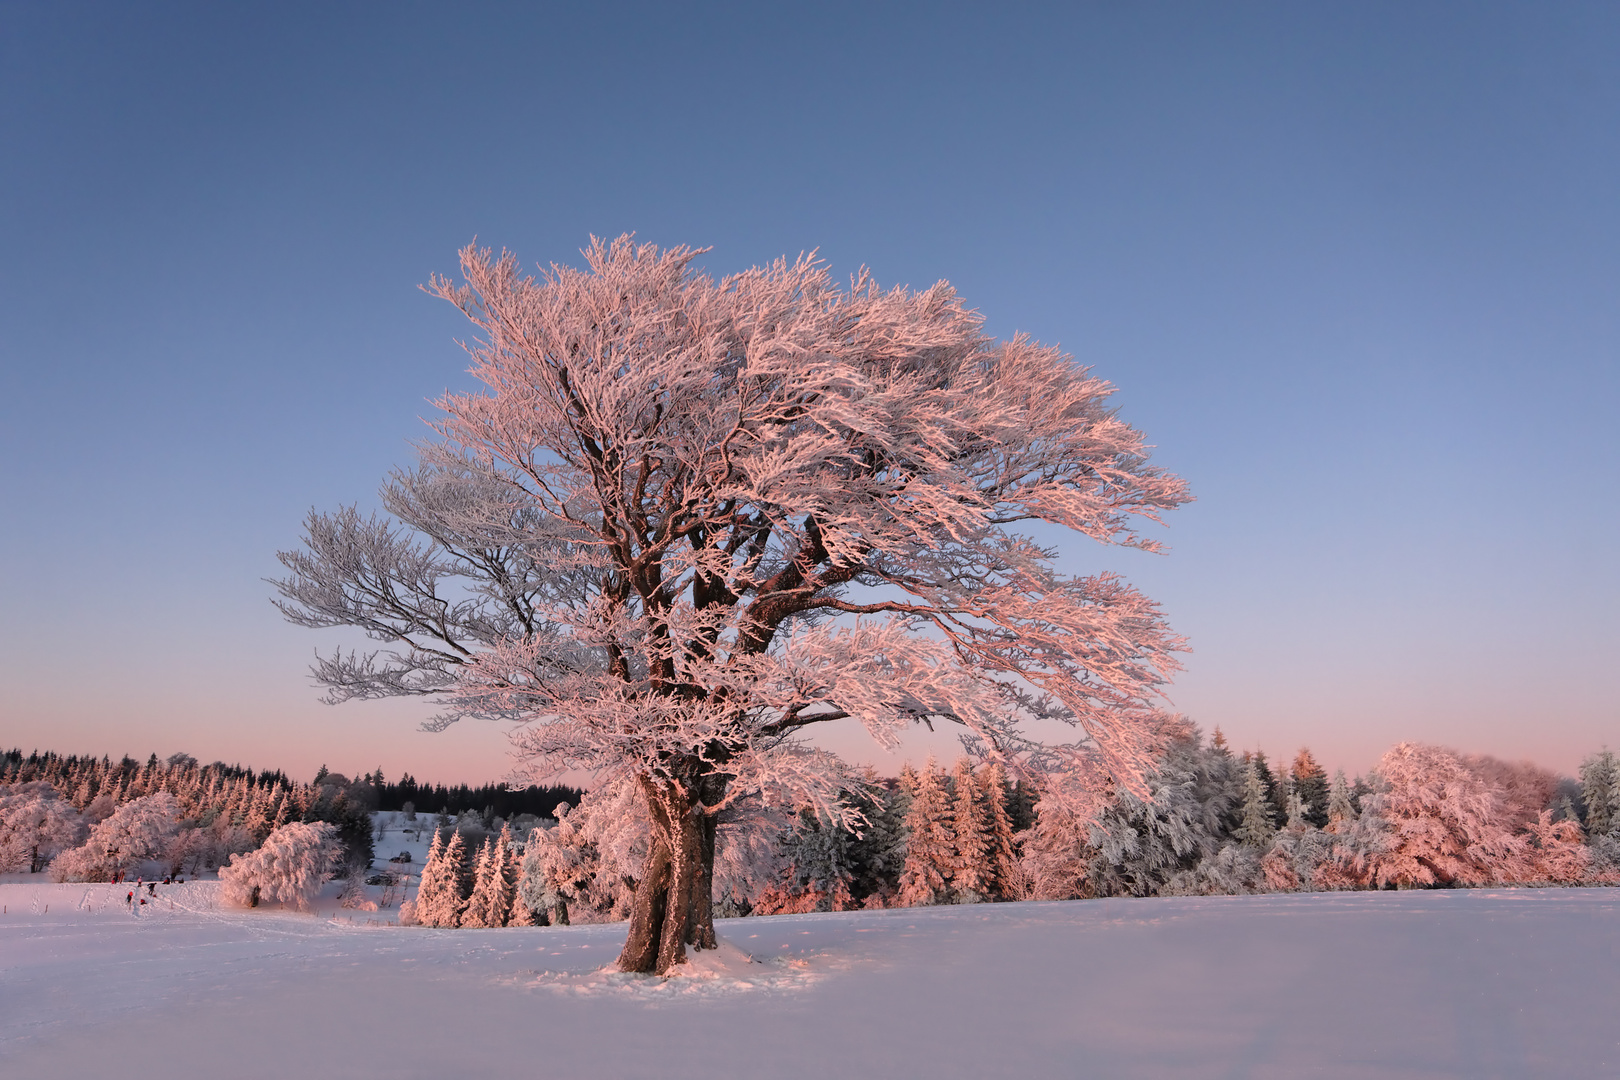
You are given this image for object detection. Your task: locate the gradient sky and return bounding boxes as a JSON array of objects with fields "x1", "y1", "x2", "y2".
[{"x1": 2, "y1": 3, "x2": 1615, "y2": 787}]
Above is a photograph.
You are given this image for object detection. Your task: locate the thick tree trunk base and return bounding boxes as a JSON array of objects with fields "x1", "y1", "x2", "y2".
[{"x1": 616, "y1": 778, "x2": 717, "y2": 975}]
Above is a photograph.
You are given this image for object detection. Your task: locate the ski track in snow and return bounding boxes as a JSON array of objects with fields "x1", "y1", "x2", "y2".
[{"x1": 3, "y1": 882, "x2": 1618, "y2": 1078}]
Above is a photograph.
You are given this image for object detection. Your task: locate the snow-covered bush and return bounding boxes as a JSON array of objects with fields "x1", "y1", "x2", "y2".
[
  {"x1": 50, "y1": 792, "x2": 181, "y2": 881},
  {"x1": 1084, "y1": 733, "x2": 1237, "y2": 898},
  {"x1": 516, "y1": 780, "x2": 648, "y2": 925},
  {"x1": 218, "y1": 821, "x2": 342, "y2": 910},
  {"x1": 1161, "y1": 844, "x2": 1266, "y2": 896},
  {"x1": 1515, "y1": 811, "x2": 1592, "y2": 885},
  {"x1": 0, "y1": 782, "x2": 86, "y2": 873}
]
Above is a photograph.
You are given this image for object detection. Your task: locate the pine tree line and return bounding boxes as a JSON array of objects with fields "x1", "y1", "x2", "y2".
[
  {"x1": 366, "y1": 771, "x2": 582, "y2": 821},
  {"x1": 0, "y1": 750, "x2": 377, "y2": 877},
  {"x1": 499, "y1": 731, "x2": 1619, "y2": 927}
]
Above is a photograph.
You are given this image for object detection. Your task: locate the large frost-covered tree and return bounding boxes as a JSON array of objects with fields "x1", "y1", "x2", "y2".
[{"x1": 274, "y1": 236, "x2": 1189, "y2": 973}]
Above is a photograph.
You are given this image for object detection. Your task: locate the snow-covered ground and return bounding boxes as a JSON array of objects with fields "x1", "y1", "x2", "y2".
[{"x1": 2, "y1": 883, "x2": 1615, "y2": 1078}]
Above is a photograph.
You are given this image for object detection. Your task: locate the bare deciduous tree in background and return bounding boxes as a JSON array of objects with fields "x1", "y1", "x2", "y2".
[{"x1": 273, "y1": 236, "x2": 1190, "y2": 973}]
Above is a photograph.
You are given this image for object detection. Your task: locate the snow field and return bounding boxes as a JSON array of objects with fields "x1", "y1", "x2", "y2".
[{"x1": 3, "y1": 882, "x2": 1617, "y2": 1078}]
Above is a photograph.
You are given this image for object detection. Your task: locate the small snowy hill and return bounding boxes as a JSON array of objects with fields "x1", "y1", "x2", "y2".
[{"x1": 3, "y1": 882, "x2": 1616, "y2": 1078}]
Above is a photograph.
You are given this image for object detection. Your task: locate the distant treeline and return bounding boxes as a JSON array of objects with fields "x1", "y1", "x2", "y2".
[
  {"x1": 1, "y1": 749, "x2": 291, "y2": 791},
  {"x1": 329, "y1": 767, "x2": 583, "y2": 821},
  {"x1": 1, "y1": 749, "x2": 583, "y2": 824}
]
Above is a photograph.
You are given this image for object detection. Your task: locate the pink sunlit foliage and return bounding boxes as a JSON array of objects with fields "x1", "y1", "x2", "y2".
[
  {"x1": 274, "y1": 236, "x2": 1189, "y2": 972},
  {"x1": 49, "y1": 792, "x2": 182, "y2": 882},
  {"x1": 0, "y1": 782, "x2": 86, "y2": 873},
  {"x1": 1518, "y1": 811, "x2": 1593, "y2": 885},
  {"x1": 219, "y1": 821, "x2": 343, "y2": 911},
  {"x1": 1461, "y1": 753, "x2": 1563, "y2": 830},
  {"x1": 1343, "y1": 743, "x2": 1530, "y2": 888}
]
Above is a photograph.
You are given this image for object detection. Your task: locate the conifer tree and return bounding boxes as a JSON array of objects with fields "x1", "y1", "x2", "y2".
[
  {"x1": 1291, "y1": 748, "x2": 1330, "y2": 829},
  {"x1": 1579, "y1": 751, "x2": 1619, "y2": 838},
  {"x1": 461, "y1": 838, "x2": 498, "y2": 927},
  {"x1": 844, "y1": 768, "x2": 908, "y2": 905},
  {"x1": 414, "y1": 829, "x2": 468, "y2": 928},
  {"x1": 508, "y1": 886, "x2": 538, "y2": 926},
  {"x1": 980, "y1": 762, "x2": 1020, "y2": 900},
  {"x1": 1006, "y1": 778, "x2": 1038, "y2": 833},
  {"x1": 1019, "y1": 777, "x2": 1094, "y2": 901},
  {"x1": 463, "y1": 824, "x2": 518, "y2": 927},
  {"x1": 1350, "y1": 774, "x2": 1373, "y2": 816},
  {"x1": 948, "y1": 758, "x2": 992, "y2": 902},
  {"x1": 1285, "y1": 789, "x2": 1308, "y2": 830},
  {"x1": 897, "y1": 758, "x2": 954, "y2": 907},
  {"x1": 1252, "y1": 752, "x2": 1285, "y2": 824},
  {"x1": 762, "y1": 807, "x2": 855, "y2": 913},
  {"x1": 1234, "y1": 757, "x2": 1276, "y2": 848},
  {"x1": 1325, "y1": 769, "x2": 1357, "y2": 833},
  {"x1": 495, "y1": 822, "x2": 518, "y2": 920}
]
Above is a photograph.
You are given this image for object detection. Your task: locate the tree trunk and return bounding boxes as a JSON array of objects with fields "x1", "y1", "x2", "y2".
[{"x1": 616, "y1": 777, "x2": 717, "y2": 975}]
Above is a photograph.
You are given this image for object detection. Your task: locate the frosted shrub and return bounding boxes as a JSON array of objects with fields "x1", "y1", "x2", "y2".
[
  {"x1": 219, "y1": 821, "x2": 342, "y2": 910},
  {"x1": 1161, "y1": 844, "x2": 1266, "y2": 896},
  {"x1": 516, "y1": 781, "x2": 648, "y2": 926},
  {"x1": 1518, "y1": 811, "x2": 1592, "y2": 885}
]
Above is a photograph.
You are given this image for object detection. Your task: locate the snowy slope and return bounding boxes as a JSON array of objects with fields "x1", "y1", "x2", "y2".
[{"x1": 3, "y1": 883, "x2": 1616, "y2": 1078}]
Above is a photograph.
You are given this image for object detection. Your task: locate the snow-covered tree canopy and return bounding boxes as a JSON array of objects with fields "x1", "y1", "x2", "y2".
[{"x1": 273, "y1": 236, "x2": 1189, "y2": 972}]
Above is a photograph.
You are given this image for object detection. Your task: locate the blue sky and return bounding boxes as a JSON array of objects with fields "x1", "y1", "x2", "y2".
[{"x1": 2, "y1": 2, "x2": 1615, "y2": 785}]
